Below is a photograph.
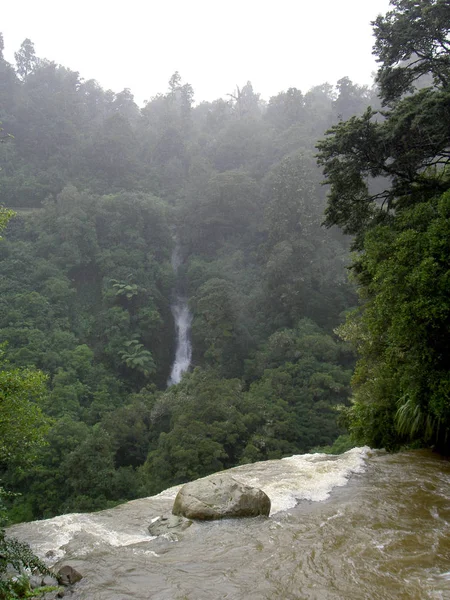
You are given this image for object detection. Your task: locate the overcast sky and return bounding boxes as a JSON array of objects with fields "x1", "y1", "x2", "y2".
[{"x1": 2, "y1": 0, "x2": 392, "y2": 105}]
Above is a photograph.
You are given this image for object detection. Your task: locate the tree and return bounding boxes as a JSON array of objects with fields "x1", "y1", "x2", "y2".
[
  {"x1": 180, "y1": 169, "x2": 260, "y2": 254},
  {"x1": 0, "y1": 209, "x2": 49, "y2": 462},
  {"x1": 14, "y1": 38, "x2": 38, "y2": 81},
  {"x1": 338, "y1": 191, "x2": 450, "y2": 449},
  {"x1": 0, "y1": 207, "x2": 14, "y2": 235},
  {"x1": 119, "y1": 338, "x2": 156, "y2": 377},
  {"x1": 0, "y1": 196, "x2": 51, "y2": 592},
  {"x1": 87, "y1": 113, "x2": 140, "y2": 189},
  {"x1": 140, "y1": 370, "x2": 246, "y2": 493},
  {"x1": 317, "y1": 0, "x2": 450, "y2": 450},
  {"x1": 113, "y1": 88, "x2": 140, "y2": 124},
  {"x1": 0, "y1": 356, "x2": 49, "y2": 464},
  {"x1": 261, "y1": 151, "x2": 353, "y2": 328},
  {"x1": 317, "y1": 1, "x2": 450, "y2": 247},
  {"x1": 266, "y1": 88, "x2": 305, "y2": 129},
  {"x1": 373, "y1": 0, "x2": 450, "y2": 103},
  {"x1": 333, "y1": 77, "x2": 373, "y2": 121},
  {"x1": 63, "y1": 427, "x2": 116, "y2": 500},
  {"x1": 241, "y1": 320, "x2": 351, "y2": 460},
  {"x1": 228, "y1": 81, "x2": 261, "y2": 119},
  {"x1": 0, "y1": 518, "x2": 50, "y2": 599},
  {"x1": 191, "y1": 278, "x2": 241, "y2": 375},
  {"x1": 168, "y1": 71, "x2": 194, "y2": 120}
]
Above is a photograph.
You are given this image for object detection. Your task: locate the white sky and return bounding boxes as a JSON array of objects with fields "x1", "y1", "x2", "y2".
[{"x1": 2, "y1": 0, "x2": 392, "y2": 105}]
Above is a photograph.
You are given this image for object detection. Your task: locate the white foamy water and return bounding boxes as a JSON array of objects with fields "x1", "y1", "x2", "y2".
[
  {"x1": 9, "y1": 448, "x2": 370, "y2": 563},
  {"x1": 9, "y1": 512, "x2": 153, "y2": 565},
  {"x1": 151, "y1": 447, "x2": 371, "y2": 515},
  {"x1": 9, "y1": 449, "x2": 450, "y2": 600},
  {"x1": 228, "y1": 446, "x2": 371, "y2": 513},
  {"x1": 167, "y1": 243, "x2": 193, "y2": 386},
  {"x1": 167, "y1": 298, "x2": 192, "y2": 386}
]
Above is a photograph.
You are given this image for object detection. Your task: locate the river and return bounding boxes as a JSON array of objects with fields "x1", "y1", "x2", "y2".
[{"x1": 8, "y1": 448, "x2": 450, "y2": 599}]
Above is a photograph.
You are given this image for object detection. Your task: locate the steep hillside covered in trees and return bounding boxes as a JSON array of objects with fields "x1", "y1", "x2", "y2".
[
  {"x1": 5, "y1": 0, "x2": 448, "y2": 523},
  {"x1": 0, "y1": 32, "x2": 370, "y2": 520}
]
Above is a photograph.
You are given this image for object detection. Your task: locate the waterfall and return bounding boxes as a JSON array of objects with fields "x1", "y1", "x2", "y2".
[
  {"x1": 167, "y1": 298, "x2": 192, "y2": 386},
  {"x1": 167, "y1": 245, "x2": 192, "y2": 386}
]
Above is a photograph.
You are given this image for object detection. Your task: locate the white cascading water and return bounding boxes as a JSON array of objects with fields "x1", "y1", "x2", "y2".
[
  {"x1": 167, "y1": 245, "x2": 192, "y2": 386},
  {"x1": 167, "y1": 299, "x2": 192, "y2": 386},
  {"x1": 9, "y1": 449, "x2": 450, "y2": 600}
]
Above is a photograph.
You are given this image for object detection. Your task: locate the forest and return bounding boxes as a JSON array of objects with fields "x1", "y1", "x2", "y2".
[{"x1": 0, "y1": 0, "x2": 449, "y2": 532}]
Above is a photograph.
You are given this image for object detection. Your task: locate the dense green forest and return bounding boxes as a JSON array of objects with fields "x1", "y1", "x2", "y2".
[
  {"x1": 317, "y1": 0, "x2": 450, "y2": 451},
  {"x1": 1, "y1": 0, "x2": 449, "y2": 528}
]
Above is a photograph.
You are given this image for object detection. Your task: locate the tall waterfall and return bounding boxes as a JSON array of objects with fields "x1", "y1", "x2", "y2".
[{"x1": 167, "y1": 245, "x2": 192, "y2": 386}]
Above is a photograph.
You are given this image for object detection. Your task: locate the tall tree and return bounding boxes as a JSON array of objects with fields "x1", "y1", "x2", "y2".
[
  {"x1": 317, "y1": 0, "x2": 450, "y2": 450},
  {"x1": 14, "y1": 38, "x2": 38, "y2": 81},
  {"x1": 373, "y1": 0, "x2": 450, "y2": 103}
]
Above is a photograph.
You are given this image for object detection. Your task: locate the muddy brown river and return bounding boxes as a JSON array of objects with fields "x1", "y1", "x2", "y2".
[{"x1": 9, "y1": 448, "x2": 450, "y2": 599}]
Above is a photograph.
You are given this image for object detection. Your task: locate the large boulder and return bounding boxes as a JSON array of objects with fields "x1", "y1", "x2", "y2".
[
  {"x1": 57, "y1": 565, "x2": 83, "y2": 585},
  {"x1": 172, "y1": 474, "x2": 271, "y2": 520}
]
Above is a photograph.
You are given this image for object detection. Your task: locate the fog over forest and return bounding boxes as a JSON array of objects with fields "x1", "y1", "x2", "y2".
[
  {"x1": 1, "y1": 31, "x2": 369, "y2": 517},
  {"x1": 2, "y1": 0, "x2": 391, "y2": 104},
  {"x1": 1, "y1": 1, "x2": 450, "y2": 597}
]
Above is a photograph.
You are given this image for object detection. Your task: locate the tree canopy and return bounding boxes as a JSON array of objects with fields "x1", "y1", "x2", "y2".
[
  {"x1": 317, "y1": 0, "x2": 450, "y2": 450},
  {"x1": 0, "y1": 16, "x2": 397, "y2": 525},
  {"x1": 0, "y1": 354, "x2": 49, "y2": 465}
]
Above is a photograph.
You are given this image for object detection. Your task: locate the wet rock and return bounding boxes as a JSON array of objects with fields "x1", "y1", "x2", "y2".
[
  {"x1": 5, "y1": 564, "x2": 20, "y2": 578},
  {"x1": 149, "y1": 532, "x2": 180, "y2": 554},
  {"x1": 29, "y1": 575, "x2": 44, "y2": 589},
  {"x1": 42, "y1": 574, "x2": 59, "y2": 587},
  {"x1": 172, "y1": 474, "x2": 271, "y2": 520},
  {"x1": 57, "y1": 565, "x2": 83, "y2": 585},
  {"x1": 148, "y1": 514, "x2": 192, "y2": 536},
  {"x1": 42, "y1": 591, "x2": 65, "y2": 600},
  {"x1": 27, "y1": 572, "x2": 59, "y2": 590}
]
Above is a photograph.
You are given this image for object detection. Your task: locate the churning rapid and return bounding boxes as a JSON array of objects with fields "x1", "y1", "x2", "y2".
[
  {"x1": 9, "y1": 449, "x2": 450, "y2": 600},
  {"x1": 167, "y1": 244, "x2": 192, "y2": 386}
]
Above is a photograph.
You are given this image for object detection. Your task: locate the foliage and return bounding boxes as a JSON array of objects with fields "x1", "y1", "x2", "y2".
[
  {"x1": 0, "y1": 206, "x2": 14, "y2": 237},
  {"x1": 0, "y1": 188, "x2": 51, "y2": 592},
  {"x1": 0, "y1": 34, "x2": 370, "y2": 519},
  {"x1": 119, "y1": 339, "x2": 156, "y2": 377},
  {"x1": 110, "y1": 280, "x2": 139, "y2": 300},
  {"x1": 0, "y1": 522, "x2": 51, "y2": 600},
  {"x1": 311, "y1": 434, "x2": 355, "y2": 455},
  {"x1": 0, "y1": 349, "x2": 49, "y2": 465},
  {"x1": 0, "y1": 527, "x2": 50, "y2": 599},
  {"x1": 317, "y1": 0, "x2": 450, "y2": 248},
  {"x1": 0, "y1": 311, "x2": 50, "y2": 595},
  {"x1": 338, "y1": 192, "x2": 450, "y2": 448},
  {"x1": 372, "y1": 0, "x2": 450, "y2": 103},
  {"x1": 140, "y1": 322, "x2": 350, "y2": 493},
  {"x1": 318, "y1": 0, "x2": 450, "y2": 450}
]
